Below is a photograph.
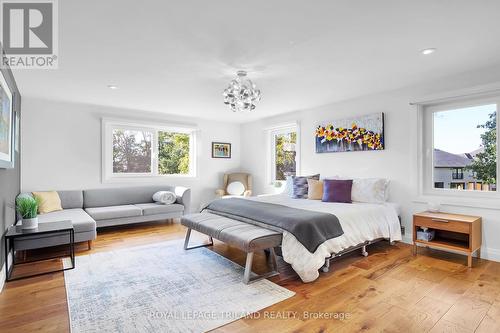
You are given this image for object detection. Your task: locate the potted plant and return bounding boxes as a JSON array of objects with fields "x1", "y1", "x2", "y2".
[{"x1": 16, "y1": 196, "x2": 40, "y2": 229}]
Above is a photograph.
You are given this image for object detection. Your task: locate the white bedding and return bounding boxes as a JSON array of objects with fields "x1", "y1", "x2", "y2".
[{"x1": 247, "y1": 194, "x2": 402, "y2": 282}]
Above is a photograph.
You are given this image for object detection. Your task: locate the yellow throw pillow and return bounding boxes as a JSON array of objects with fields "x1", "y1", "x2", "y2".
[
  {"x1": 32, "y1": 191, "x2": 63, "y2": 214},
  {"x1": 307, "y1": 179, "x2": 323, "y2": 200}
]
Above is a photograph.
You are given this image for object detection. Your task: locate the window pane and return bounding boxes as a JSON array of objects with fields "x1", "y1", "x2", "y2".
[
  {"x1": 433, "y1": 104, "x2": 497, "y2": 191},
  {"x1": 113, "y1": 129, "x2": 152, "y2": 173},
  {"x1": 158, "y1": 131, "x2": 190, "y2": 175},
  {"x1": 275, "y1": 131, "x2": 297, "y2": 181}
]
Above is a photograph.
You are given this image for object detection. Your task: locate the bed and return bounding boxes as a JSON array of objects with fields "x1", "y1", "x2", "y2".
[{"x1": 234, "y1": 194, "x2": 403, "y2": 282}]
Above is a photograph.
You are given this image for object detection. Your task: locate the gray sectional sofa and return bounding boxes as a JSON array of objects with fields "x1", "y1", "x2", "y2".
[{"x1": 15, "y1": 186, "x2": 191, "y2": 251}]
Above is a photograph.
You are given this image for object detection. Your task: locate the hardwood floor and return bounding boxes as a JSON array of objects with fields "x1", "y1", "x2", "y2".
[{"x1": 1, "y1": 220, "x2": 499, "y2": 333}]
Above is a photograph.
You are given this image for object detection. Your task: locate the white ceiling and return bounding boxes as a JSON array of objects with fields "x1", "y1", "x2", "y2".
[{"x1": 13, "y1": 0, "x2": 500, "y2": 123}]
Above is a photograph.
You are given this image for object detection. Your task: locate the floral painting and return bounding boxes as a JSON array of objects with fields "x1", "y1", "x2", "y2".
[{"x1": 315, "y1": 113, "x2": 384, "y2": 153}]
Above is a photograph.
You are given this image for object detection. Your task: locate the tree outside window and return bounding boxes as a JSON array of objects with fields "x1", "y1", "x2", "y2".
[
  {"x1": 109, "y1": 123, "x2": 195, "y2": 178},
  {"x1": 113, "y1": 129, "x2": 152, "y2": 173},
  {"x1": 158, "y1": 131, "x2": 190, "y2": 175},
  {"x1": 465, "y1": 112, "x2": 497, "y2": 189},
  {"x1": 275, "y1": 131, "x2": 297, "y2": 181}
]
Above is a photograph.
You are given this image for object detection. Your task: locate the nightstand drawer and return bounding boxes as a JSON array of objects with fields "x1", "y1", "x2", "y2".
[{"x1": 414, "y1": 216, "x2": 470, "y2": 234}]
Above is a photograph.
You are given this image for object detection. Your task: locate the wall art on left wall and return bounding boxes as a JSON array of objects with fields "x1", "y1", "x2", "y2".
[
  {"x1": 0, "y1": 69, "x2": 14, "y2": 168},
  {"x1": 212, "y1": 142, "x2": 231, "y2": 158}
]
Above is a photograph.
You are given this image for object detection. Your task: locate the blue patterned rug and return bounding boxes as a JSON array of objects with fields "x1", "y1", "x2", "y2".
[{"x1": 64, "y1": 240, "x2": 294, "y2": 333}]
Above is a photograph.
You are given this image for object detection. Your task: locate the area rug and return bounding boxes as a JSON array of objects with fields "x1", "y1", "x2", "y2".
[{"x1": 64, "y1": 240, "x2": 294, "y2": 333}]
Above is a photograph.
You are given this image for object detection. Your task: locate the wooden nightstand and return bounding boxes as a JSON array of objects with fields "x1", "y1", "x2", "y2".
[{"x1": 413, "y1": 211, "x2": 482, "y2": 267}]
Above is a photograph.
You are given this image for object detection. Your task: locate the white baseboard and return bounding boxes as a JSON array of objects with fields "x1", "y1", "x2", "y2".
[
  {"x1": 0, "y1": 251, "x2": 13, "y2": 293},
  {"x1": 0, "y1": 252, "x2": 10, "y2": 293},
  {"x1": 401, "y1": 235, "x2": 413, "y2": 244},
  {"x1": 479, "y1": 246, "x2": 500, "y2": 262},
  {"x1": 0, "y1": 264, "x2": 5, "y2": 293}
]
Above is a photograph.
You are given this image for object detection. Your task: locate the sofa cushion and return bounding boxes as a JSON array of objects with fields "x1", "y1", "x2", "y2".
[
  {"x1": 58, "y1": 190, "x2": 84, "y2": 209},
  {"x1": 135, "y1": 203, "x2": 184, "y2": 216},
  {"x1": 85, "y1": 205, "x2": 142, "y2": 220},
  {"x1": 38, "y1": 208, "x2": 96, "y2": 233},
  {"x1": 18, "y1": 191, "x2": 84, "y2": 210},
  {"x1": 83, "y1": 186, "x2": 177, "y2": 208},
  {"x1": 32, "y1": 191, "x2": 63, "y2": 214}
]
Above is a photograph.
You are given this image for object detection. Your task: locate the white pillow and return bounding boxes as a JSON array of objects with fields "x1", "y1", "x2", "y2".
[
  {"x1": 351, "y1": 178, "x2": 389, "y2": 203},
  {"x1": 227, "y1": 181, "x2": 245, "y2": 195},
  {"x1": 152, "y1": 191, "x2": 176, "y2": 204},
  {"x1": 283, "y1": 176, "x2": 294, "y2": 197}
]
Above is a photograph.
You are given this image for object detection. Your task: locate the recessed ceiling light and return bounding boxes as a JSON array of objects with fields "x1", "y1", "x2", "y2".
[
  {"x1": 421, "y1": 48, "x2": 436, "y2": 55},
  {"x1": 107, "y1": 85, "x2": 118, "y2": 90}
]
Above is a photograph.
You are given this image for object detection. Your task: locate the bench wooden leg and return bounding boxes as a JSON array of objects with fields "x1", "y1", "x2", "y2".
[
  {"x1": 243, "y1": 248, "x2": 280, "y2": 284},
  {"x1": 88, "y1": 240, "x2": 93, "y2": 250},
  {"x1": 183, "y1": 228, "x2": 214, "y2": 250}
]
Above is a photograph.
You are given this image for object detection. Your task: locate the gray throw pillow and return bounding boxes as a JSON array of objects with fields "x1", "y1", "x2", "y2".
[{"x1": 292, "y1": 174, "x2": 320, "y2": 199}]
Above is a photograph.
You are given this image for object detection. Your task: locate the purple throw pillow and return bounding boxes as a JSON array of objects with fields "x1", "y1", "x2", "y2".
[{"x1": 322, "y1": 179, "x2": 353, "y2": 203}]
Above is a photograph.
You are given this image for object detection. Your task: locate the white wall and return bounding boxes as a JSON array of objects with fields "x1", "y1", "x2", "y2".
[
  {"x1": 240, "y1": 69, "x2": 500, "y2": 262},
  {"x1": 21, "y1": 98, "x2": 241, "y2": 212}
]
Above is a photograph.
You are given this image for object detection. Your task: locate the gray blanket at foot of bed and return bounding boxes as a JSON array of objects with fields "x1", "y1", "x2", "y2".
[{"x1": 204, "y1": 198, "x2": 344, "y2": 253}]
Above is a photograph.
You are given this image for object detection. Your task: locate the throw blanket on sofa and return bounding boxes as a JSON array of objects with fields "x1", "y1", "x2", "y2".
[{"x1": 204, "y1": 198, "x2": 344, "y2": 253}]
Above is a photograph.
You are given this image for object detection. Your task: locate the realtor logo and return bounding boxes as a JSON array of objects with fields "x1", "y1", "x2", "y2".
[{"x1": 0, "y1": 0, "x2": 58, "y2": 69}]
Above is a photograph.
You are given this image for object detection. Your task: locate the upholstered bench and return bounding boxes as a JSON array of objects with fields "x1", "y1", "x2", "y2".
[{"x1": 181, "y1": 212, "x2": 282, "y2": 284}]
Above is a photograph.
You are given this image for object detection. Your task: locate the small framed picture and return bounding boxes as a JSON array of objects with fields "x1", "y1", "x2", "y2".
[{"x1": 212, "y1": 142, "x2": 231, "y2": 158}]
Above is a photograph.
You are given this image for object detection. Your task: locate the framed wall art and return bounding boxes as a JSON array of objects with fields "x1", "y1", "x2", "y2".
[
  {"x1": 315, "y1": 113, "x2": 385, "y2": 153},
  {"x1": 212, "y1": 142, "x2": 231, "y2": 158}
]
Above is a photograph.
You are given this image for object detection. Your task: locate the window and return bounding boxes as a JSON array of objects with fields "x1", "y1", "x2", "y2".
[
  {"x1": 451, "y1": 168, "x2": 464, "y2": 180},
  {"x1": 450, "y1": 182, "x2": 466, "y2": 190},
  {"x1": 112, "y1": 129, "x2": 152, "y2": 173},
  {"x1": 157, "y1": 131, "x2": 191, "y2": 175},
  {"x1": 268, "y1": 124, "x2": 300, "y2": 183},
  {"x1": 421, "y1": 98, "x2": 499, "y2": 196},
  {"x1": 103, "y1": 120, "x2": 196, "y2": 181}
]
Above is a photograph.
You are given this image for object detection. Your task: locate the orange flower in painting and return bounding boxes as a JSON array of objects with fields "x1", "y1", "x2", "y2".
[{"x1": 316, "y1": 126, "x2": 325, "y2": 137}]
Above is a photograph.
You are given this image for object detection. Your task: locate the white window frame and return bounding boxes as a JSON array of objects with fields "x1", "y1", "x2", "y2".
[
  {"x1": 418, "y1": 95, "x2": 500, "y2": 200},
  {"x1": 102, "y1": 118, "x2": 197, "y2": 182},
  {"x1": 266, "y1": 122, "x2": 301, "y2": 184}
]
